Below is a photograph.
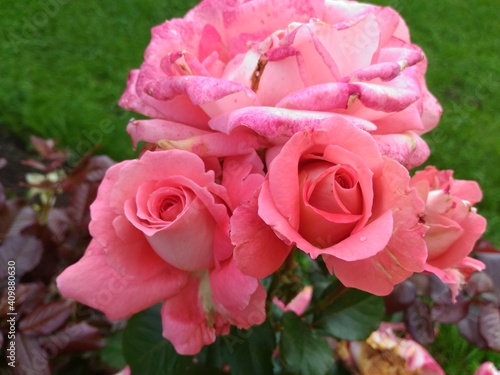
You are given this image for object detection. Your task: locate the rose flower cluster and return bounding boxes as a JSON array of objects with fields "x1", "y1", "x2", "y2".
[{"x1": 57, "y1": 0, "x2": 486, "y2": 355}]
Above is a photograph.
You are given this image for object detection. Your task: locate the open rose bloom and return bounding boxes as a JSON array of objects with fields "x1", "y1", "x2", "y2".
[
  {"x1": 120, "y1": 0, "x2": 440, "y2": 169},
  {"x1": 57, "y1": 0, "x2": 489, "y2": 360},
  {"x1": 338, "y1": 323, "x2": 445, "y2": 375}
]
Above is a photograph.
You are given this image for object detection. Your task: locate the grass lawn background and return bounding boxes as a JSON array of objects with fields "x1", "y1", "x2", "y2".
[{"x1": 1, "y1": 1, "x2": 499, "y2": 373}]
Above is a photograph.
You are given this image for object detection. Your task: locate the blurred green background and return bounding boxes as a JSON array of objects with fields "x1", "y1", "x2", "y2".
[
  {"x1": 1, "y1": 0, "x2": 498, "y2": 239},
  {"x1": 1, "y1": 0, "x2": 499, "y2": 373}
]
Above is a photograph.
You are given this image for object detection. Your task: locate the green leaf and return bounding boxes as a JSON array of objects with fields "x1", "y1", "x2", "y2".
[
  {"x1": 99, "y1": 330, "x2": 127, "y2": 370},
  {"x1": 280, "y1": 312, "x2": 334, "y2": 375},
  {"x1": 122, "y1": 304, "x2": 194, "y2": 375},
  {"x1": 221, "y1": 322, "x2": 276, "y2": 375},
  {"x1": 314, "y1": 288, "x2": 385, "y2": 340}
]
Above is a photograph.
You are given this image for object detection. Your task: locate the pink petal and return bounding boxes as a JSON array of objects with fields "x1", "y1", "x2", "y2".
[
  {"x1": 119, "y1": 70, "x2": 209, "y2": 127},
  {"x1": 427, "y1": 213, "x2": 487, "y2": 269},
  {"x1": 157, "y1": 132, "x2": 265, "y2": 158},
  {"x1": 350, "y1": 72, "x2": 420, "y2": 113},
  {"x1": 126, "y1": 119, "x2": 210, "y2": 149},
  {"x1": 274, "y1": 286, "x2": 313, "y2": 315},
  {"x1": 210, "y1": 259, "x2": 266, "y2": 328},
  {"x1": 222, "y1": 153, "x2": 265, "y2": 209},
  {"x1": 276, "y1": 82, "x2": 353, "y2": 111},
  {"x1": 373, "y1": 132, "x2": 430, "y2": 169},
  {"x1": 56, "y1": 240, "x2": 188, "y2": 320},
  {"x1": 161, "y1": 277, "x2": 218, "y2": 355},
  {"x1": 232, "y1": 191, "x2": 292, "y2": 278}
]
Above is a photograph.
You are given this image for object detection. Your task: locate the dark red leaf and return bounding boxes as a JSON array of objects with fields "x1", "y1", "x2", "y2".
[
  {"x1": 458, "y1": 308, "x2": 488, "y2": 349},
  {"x1": 409, "y1": 273, "x2": 431, "y2": 296},
  {"x1": 0, "y1": 234, "x2": 43, "y2": 279},
  {"x1": 14, "y1": 283, "x2": 48, "y2": 315},
  {"x1": 384, "y1": 279, "x2": 417, "y2": 314},
  {"x1": 66, "y1": 183, "x2": 96, "y2": 227},
  {"x1": 29, "y1": 135, "x2": 68, "y2": 165},
  {"x1": 431, "y1": 297, "x2": 470, "y2": 323},
  {"x1": 47, "y1": 208, "x2": 69, "y2": 243},
  {"x1": 404, "y1": 299, "x2": 435, "y2": 345},
  {"x1": 0, "y1": 183, "x2": 5, "y2": 208},
  {"x1": 476, "y1": 251, "x2": 500, "y2": 293},
  {"x1": 0, "y1": 198, "x2": 24, "y2": 239},
  {"x1": 6, "y1": 206, "x2": 37, "y2": 237},
  {"x1": 40, "y1": 322, "x2": 106, "y2": 354},
  {"x1": 466, "y1": 272, "x2": 494, "y2": 296},
  {"x1": 13, "y1": 333, "x2": 50, "y2": 375},
  {"x1": 84, "y1": 155, "x2": 114, "y2": 182},
  {"x1": 0, "y1": 282, "x2": 47, "y2": 317},
  {"x1": 21, "y1": 158, "x2": 49, "y2": 172},
  {"x1": 30, "y1": 136, "x2": 56, "y2": 159},
  {"x1": 429, "y1": 274, "x2": 453, "y2": 304},
  {"x1": 19, "y1": 300, "x2": 73, "y2": 336},
  {"x1": 479, "y1": 304, "x2": 500, "y2": 351},
  {"x1": 474, "y1": 238, "x2": 499, "y2": 253}
]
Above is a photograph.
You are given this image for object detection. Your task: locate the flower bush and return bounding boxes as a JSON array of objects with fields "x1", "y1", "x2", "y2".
[{"x1": 51, "y1": 0, "x2": 498, "y2": 373}]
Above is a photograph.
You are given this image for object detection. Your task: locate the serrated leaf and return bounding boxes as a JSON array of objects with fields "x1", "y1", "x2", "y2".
[
  {"x1": 220, "y1": 322, "x2": 275, "y2": 375},
  {"x1": 122, "y1": 304, "x2": 194, "y2": 375},
  {"x1": 19, "y1": 300, "x2": 73, "y2": 335},
  {"x1": 314, "y1": 288, "x2": 384, "y2": 340},
  {"x1": 479, "y1": 304, "x2": 500, "y2": 351},
  {"x1": 280, "y1": 312, "x2": 333, "y2": 375}
]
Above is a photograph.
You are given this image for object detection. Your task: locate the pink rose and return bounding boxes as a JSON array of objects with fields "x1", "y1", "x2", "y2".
[
  {"x1": 57, "y1": 150, "x2": 266, "y2": 355},
  {"x1": 273, "y1": 286, "x2": 314, "y2": 315},
  {"x1": 119, "y1": 0, "x2": 440, "y2": 167},
  {"x1": 339, "y1": 323, "x2": 445, "y2": 375},
  {"x1": 475, "y1": 362, "x2": 500, "y2": 375},
  {"x1": 410, "y1": 166, "x2": 487, "y2": 297},
  {"x1": 232, "y1": 118, "x2": 428, "y2": 295}
]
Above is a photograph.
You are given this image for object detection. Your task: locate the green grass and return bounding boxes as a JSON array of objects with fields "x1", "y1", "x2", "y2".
[
  {"x1": 429, "y1": 324, "x2": 500, "y2": 375},
  {"x1": 371, "y1": 0, "x2": 500, "y2": 247},
  {"x1": 0, "y1": 0, "x2": 198, "y2": 161}
]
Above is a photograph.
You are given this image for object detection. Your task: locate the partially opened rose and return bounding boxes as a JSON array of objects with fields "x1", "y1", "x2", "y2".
[
  {"x1": 119, "y1": 0, "x2": 441, "y2": 164},
  {"x1": 57, "y1": 150, "x2": 266, "y2": 355},
  {"x1": 410, "y1": 166, "x2": 487, "y2": 297},
  {"x1": 232, "y1": 118, "x2": 428, "y2": 295},
  {"x1": 475, "y1": 362, "x2": 500, "y2": 375},
  {"x1": 339, "y1": 323, "x2": 445, "y2": 375}
]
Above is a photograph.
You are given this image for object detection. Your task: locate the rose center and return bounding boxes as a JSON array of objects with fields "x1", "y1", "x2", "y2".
[{"x1": 159, "y1": 197, "x2": 183, "y2": 221}]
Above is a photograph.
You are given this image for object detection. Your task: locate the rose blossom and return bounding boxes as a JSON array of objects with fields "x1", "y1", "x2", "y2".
[
  {"x1": 119, "y1": 0, "x2": 440, "y2": 168},
  {"x1": 338, "y1": 323, "x2": 445, "y2": 375},
  {"x1": 232, "y1": 118, "x2": 428, "y2": 295},
  {"x1": 273, "y1": 286, "x2": 314, "y2": 315},
  {"x1": 57, "y1": 149, "x2": 266, "y2": 355},
  {"x1": 410, "y1": 166, "x2": 487, "y2": 297},
  {"x1": 475, "y1": 362, "x2": 500, "y2": 375}
]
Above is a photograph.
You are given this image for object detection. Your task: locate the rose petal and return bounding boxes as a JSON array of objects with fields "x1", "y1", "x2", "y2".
[{"x1": 56, "y1": 240, "x2": 188, "y2": 320}]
